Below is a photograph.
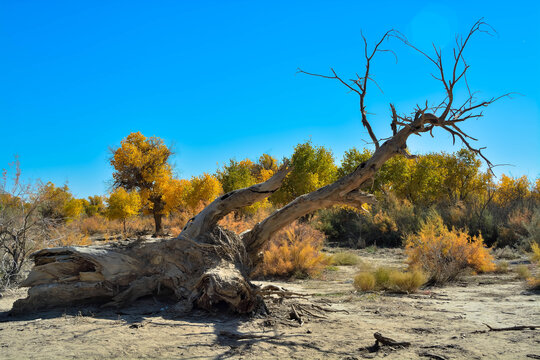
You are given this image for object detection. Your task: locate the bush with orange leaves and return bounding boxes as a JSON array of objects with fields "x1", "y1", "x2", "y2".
[
  {"x1": 257, "y1": 222, "x2": 327, "y2": 278},
  {"x1": 405, "y1": 212, "x2": 495, "y2": 284}
]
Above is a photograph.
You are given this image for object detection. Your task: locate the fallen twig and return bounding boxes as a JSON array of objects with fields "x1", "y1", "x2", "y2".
[
  {"x1": 473, "y1": 323, "x2": 539, "y2": 334},
  {"x1": 419, "y1": 352, "x2": 448, "y2": 360},
  {"x1": 311, "y1": 304, "x2": 350, "y2": 314},
  {"x1": 258, "y1": 285, "x2": 308, "y2": 299},
  {"x1": 219, "y1": 330, "x2": 282, "y2": 340},
  {"x1": 289, "y1": 304, "x2": 303, "y2": 325}
]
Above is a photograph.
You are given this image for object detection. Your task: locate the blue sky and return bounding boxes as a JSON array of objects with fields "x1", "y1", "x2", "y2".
[{"x1": 1, "y1": 0, "x2": 539, "y2": 198}]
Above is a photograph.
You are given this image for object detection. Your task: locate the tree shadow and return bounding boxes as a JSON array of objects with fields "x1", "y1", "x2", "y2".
[{"x1": 0, "y1": 295, "x2": 353, "y2": 359}]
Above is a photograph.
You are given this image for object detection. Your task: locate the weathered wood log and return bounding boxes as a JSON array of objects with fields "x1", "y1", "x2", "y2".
[{"x1": 10, "y1": 118, "x2": 422, "y2": 315}]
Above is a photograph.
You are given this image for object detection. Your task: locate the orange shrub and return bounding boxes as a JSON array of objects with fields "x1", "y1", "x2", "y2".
[
  {"x1": 78, "y1": 215, "x2": 115, "y2": 235},
  {"x1": 218, "y1": 208, "x2": 273, "y2": 234},
  {"x1": 56, "y1": 232, "x2": 91, "y2": 247},
  {"x1": 258, "y1": 222, "x2": 327, "y2": 278},
  {"x1": 405, "y1": 213, "x2": 495, "y2": 284}
]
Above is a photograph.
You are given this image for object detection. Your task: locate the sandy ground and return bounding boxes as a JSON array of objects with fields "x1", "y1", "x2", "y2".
[{"x1": 0, "y1": 248, "x2": 538, "y2": 360}]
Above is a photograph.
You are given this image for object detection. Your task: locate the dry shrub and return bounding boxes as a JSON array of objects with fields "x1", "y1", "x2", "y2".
[
  {"x1": 531, "y1": 242, "x2": 540, "y2": 263},
  {"x1": 57, "y1": 232, "x2": 91, "y2": 247},
  {"x1": 218, "y1": 214, "x2": 257, "y2": 234},
  {"x1": 218, "y1": 208, "x2": 273, "y2": 234},
  {"x1": 354, "y1": 272, "x2": 376, "y2": 291},
  {"x1": 353, "y1": 266, "x2": 426, "y2": 293},
  {"x1": 515, "y1": 265, "x2": 531, "y2": 280},
  {"x1": 77, "y1": 215, "x2": 110, "y2": 235},
  {"x1": 329, "y1": 252, "x2": 360, "y2": 266},
  {"x1": 405, "y1": 213, "x2": 495, "y2": 284},
  {"x1": 163, "y1": 212, "x2": 190, "y2": 236},
  {"x1": 387, "y1": 269, "x2": 427, "y2": 293},
  {"x1": 494, "y1": 261, "x2": 510, "y2": 274},
  {"x1": 373, "y1": 266, "x2": 392, "y2": 288},
  {"x1": 258, "y1": 222, "x2": 327, "y2": 278},
  {"x1": 527, "y1": 275, "x2": 540, "y2": 290}
]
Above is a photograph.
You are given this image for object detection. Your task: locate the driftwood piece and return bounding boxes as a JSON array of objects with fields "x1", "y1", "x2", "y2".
[
  {"x1": 219, "y1": 330, "x2": 282, "y2": 340},
  {"x1": 374, "y1": 332, "x2": 411, "y2": 347},
  {"x1": 360, "y1": 332, "x2": 411, "y2": 353},
  {"x1": 418, "y1": 352, "x2": 448, "y2": 360},
  {"x1": 473, "y1": 323, "x2": 539, "y2": 334}
]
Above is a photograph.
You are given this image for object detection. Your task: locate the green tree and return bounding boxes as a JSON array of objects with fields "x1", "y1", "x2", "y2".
[
  {"x1": 216, "y1": 159, "x2": 257, "y2": 193},
  {"x1": 271, "y1": 140, "x2": 337, "y2": 205},
  {"x1": 337, "y1": 147, "x2": 373, "y2": 178}
]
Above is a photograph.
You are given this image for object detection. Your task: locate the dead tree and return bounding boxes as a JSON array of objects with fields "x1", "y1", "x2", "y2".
[{"x1": 11, "y1": 20, "x2": 507, "y2": 314}]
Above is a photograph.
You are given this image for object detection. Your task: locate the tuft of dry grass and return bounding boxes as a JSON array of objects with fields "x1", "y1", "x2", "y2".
[
  {"x1": 373, "y1": 266, "x2": 393, "y2": 288},
  {"x1": 515, "y1": 265, "x2": 531, "y2": 280},
  {"x1": 329, "y1": 252, "x2": 360, "y2": 266},
  {"x1": 494, "y1": 261, "x2": 510, "y2": 274},
  {"x1": 353, "y1": 266, "x2": 427, "y2": 293},
  {"x1": 354, "y1": 272, "x2": 376, "y2": 291},
  {"x1": 387, "y1": 269, "x2": 427, "y2": 293}
]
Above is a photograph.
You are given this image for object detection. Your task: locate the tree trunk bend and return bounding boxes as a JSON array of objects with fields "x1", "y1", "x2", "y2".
[{"x1": 11, "y1": 122, "x2": 426, "y2": 315}]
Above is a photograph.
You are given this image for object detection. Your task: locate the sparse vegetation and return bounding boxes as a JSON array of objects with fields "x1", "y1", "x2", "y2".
[
  {"x1": 494, "y1": 261, "x2": 510, "y2": 274},
  {"x1": 515, "y1": 265, "x2": 531, "y2": 280},
  {"x1": 354, "y1": 266, "x2": 427, "y2": 293},
  {"x1": 328, "y1": 251, "x2": 360, "y2": 266},
  {"x1": 353, "y1": 272, "x2": 376, "y2": 291},
  {"x1": 531, "y1": 242, "x2": 540, "y2": 263}
]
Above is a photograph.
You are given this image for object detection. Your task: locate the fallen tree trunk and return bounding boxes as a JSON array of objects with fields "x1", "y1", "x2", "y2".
[
  {"x1": 9, "y1": 119, "x2": 439, "y2": 315},
  {"x1": 12, "y1": 20, "x2": 502, "y2": 315}
]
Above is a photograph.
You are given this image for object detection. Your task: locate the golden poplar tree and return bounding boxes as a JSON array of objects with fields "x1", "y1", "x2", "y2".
[{"x1": 110, "y1": 132, "x2": 173, "y2": 234}]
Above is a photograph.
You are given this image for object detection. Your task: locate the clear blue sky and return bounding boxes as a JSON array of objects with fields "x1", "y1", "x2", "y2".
[{"x1": 1, "y1": 0, "x2": 539, "y2": 198}]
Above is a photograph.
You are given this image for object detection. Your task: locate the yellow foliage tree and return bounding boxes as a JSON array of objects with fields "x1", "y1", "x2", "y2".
[
  {"x1": 38, "y1": 182, "x2": 83, "y2": 221},
  {"x1": 164, "y1": 174, "x2": 223, "y2": 214},
  {"x1": 186, "y1": 173, "x2": 223, "y2": 212},
  {"x1": 110, "y1": 132, "x2": 173, "y2": 234},
  {"x1": 106, "y1": 187, "x2": 141, "y2": 233},
  {"x1": 493, "y1": 174, "x2": 531, "y2": 208}
]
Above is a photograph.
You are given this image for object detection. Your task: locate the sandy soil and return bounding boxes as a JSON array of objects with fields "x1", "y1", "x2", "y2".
[{"x1": 0, "y1": 248, "x2": 538, "y2": 359}]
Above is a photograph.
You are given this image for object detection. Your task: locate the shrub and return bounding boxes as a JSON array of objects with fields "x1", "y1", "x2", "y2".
[
  {"x1": 258, "y1": 222, "x2": 327, "y2": 278},
  {"x1": 405, "y1": 212, "x2": 495, "y2": 284},
  {"x1": 515, "y1": 265, "x2": 531, "y2": 280},
  {"x1": 494, "y1": 261, "x2": 510, "y2": 274},
  {"x1": 78, "y1": 215, "x2": 113, "y2": 235},
  {"x1": 354, "y1": 267, "x2": 426, "y2": 293},
  {"x1": 531, "y1": 242, "x2": 540, "y2": 263},
  {"x1": 329, "y1": 252, "x2": 360, "y2": 266},
  {"x1": 387, "y1": 269, "x2": 427, "y2": 293},
  {"x1": 57, "y1": 232, "x2": 91, "y2": 247},
  {"x1": 354, "y1": 272, "x2": 376, "y2": 291},
  {"x1": 373, "y1": 267, "x2": 392, "y2": 288},
  {"x1": 527, "y1": 275, "x2": 540, "y2": 290}
]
